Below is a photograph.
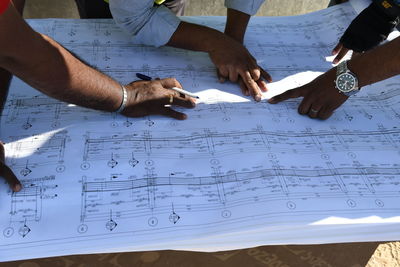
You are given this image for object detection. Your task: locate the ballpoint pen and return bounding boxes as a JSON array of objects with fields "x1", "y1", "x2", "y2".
[
  {"x1": 135, "y1": 73, "x2": 152, "y2": 81},
  {"x1": 136, "y1": 73, "x2": 200, "y2": 99}
]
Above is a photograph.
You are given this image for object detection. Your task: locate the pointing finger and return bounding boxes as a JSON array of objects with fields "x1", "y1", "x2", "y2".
[
  {"x1": 0, "y1": 163, "x2": 22, "y2": 192},
  {"x1": 0, "y1": 142, "x2": 22, "y2": 192},
  {"x1": 268, "y1": 86, "x2": 305, "y2": 104}
]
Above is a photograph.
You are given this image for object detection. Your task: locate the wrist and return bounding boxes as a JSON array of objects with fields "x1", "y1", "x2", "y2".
[
  {"x1": 206, "y1": 33, "x2": 233, "y2": 53},
  {"x1": 224, "y1": 29, "x2": 245, "y2": 44},
  {"x1": 115, "y1": 85, "x2": 128, "y2": 113},
  {"x1": 224, "y1": 8, "x2": 250, "y2": 44}
]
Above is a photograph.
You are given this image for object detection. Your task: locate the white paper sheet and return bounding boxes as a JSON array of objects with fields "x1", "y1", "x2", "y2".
[{"x1": 1, "y1": 1, "x2": 400, "y2": 262}]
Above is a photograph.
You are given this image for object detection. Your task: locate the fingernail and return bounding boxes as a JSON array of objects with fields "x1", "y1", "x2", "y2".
[
  {"x1": 219, "y1": 78, "x2": 225, "y2": 83},
  {"x1": 261, "y1": 82, "x2": 268, "y2": 91},
  {"x1": 255, "y1": 95, "x2": 261, "y2": 102},
  {"x1": 14, "y1": 184, "x2": 22, "y2": 192},
  {"x1": 268, "y1": 98, "x2": 275, "y2": 103}
]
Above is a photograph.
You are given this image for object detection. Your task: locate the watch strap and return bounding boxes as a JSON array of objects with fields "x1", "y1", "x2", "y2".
[
  {"x1": 335, "y1": 61, "x2": 360, "y2": 97},
  {"x1": 336, "y1": 60, "x2": 348, "y2": 76}
]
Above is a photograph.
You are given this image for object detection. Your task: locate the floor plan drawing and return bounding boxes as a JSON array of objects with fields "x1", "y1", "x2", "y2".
[
  {"x1": 5, "y1": 131, "x2": 69, "y2": 176},
  {"x1": 1, "y1": 92, "x2": 117, "y2": 136},
  {"x1": 1, "y1": 0, "x2": 400, "y2": 262},
  {"x1": 3, "y1": 175, "x2": 58, "y2": 239}
]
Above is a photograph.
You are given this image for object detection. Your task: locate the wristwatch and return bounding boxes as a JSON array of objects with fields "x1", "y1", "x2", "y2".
[{"x1": 335, "y1": 61, "x2": 360, "y2": 96}]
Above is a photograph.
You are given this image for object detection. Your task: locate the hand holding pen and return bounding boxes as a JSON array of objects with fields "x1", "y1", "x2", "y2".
[
  {"x1": 136, "y1": 73, "x2": 200, "y2": 99},
  {"x1": 119, "y1": 77, "x2": 196, "y2": 120}
]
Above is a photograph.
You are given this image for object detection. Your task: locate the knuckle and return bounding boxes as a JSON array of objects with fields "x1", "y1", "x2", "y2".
[
  {"x1": 220, "y1": 69, "x2": 228, "y2": 76},
  {"x1": 244, "y1": 77, "x2": 254, "y2": 84},
  {"x1": 251, "y1": 68, "x2": 260, "y2": 76}
]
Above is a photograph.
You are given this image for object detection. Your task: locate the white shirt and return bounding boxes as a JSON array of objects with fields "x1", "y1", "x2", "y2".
[{"x1": 109, "y1": 0, "x2": 265, "y2": 47}]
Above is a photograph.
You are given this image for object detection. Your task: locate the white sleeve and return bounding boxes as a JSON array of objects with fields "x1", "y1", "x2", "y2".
[
  {"x1": 224, "y1": 0, "x2": 265, "y2": 15},
  {"x1": 109, "y1": 0, "x2": 181, "y2": 47}
]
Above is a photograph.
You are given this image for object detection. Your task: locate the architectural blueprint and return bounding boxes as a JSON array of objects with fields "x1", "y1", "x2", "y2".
[{"x1": 1, "y1": 0, "x2": 400, "y2": 261}]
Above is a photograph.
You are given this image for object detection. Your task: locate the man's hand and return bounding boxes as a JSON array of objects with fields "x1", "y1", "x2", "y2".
[
  {"x1": 121, "y1": 78, "x2": 196, "y2": 120},
  {"x1": 167, "y1": 22, "x2": 272, "y2": 102},
  {"x1": 209, "y1": 37, "x2": 272, "y2": 102},
  {"x1": 0, "y1": 141, "x2": 21, "y2": 192},
  {"x1": 332, "y1": 3, "x2": 398, "y2": 64},
  {"x1": 268, "y1": 68, "x2": 348, "y2": 119}
]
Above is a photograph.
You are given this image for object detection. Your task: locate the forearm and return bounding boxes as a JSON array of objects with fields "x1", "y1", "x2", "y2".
[
  {"x1": 0, "y1": 0, "x2": 24, "y2": 112},
  {"x1": 348, "y1": 37, "x2": 400, "y2": 87},
  {"x1": 3, "y1": 35, "x2": 122, "y2": 112},
  {"x1": 0, "y1": 6, "x2": 122, "y2": 112},
  {"x1": 224, "y1": 8, "x2": 251, "y2": 43},
  {"x1": 167, "y1": 21, "x2": 232, "y2": 53}
]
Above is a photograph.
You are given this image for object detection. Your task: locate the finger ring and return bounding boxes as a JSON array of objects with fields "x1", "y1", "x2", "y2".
[
  {"x1": 310, "y1": 108, "x2": 319, "y2": 114},
  {"x1": 169, "y1": 95, "x2": 174, "y2": 104}
]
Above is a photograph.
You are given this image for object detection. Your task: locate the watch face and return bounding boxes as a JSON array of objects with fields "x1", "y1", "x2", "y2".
[{"x1": 336, "y1": 73, "x2": 356, "y2": 93}]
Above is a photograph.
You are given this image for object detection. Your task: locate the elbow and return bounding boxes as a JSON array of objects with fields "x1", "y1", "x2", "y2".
[
  {"x1": 112, "y1": 14, "x2": 140, "y2": 36},
  {"x1": 109, "y1": 5, "x2": 152, "y2": 37}
]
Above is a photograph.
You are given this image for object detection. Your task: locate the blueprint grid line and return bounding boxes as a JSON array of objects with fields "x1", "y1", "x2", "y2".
[{"x1": 0, "y1": 1, "x2": 400, "y2": 262}]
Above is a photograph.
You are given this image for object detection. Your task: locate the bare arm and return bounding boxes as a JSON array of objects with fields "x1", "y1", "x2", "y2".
[
  {"x1": 224, "y1": 8, "x2": 251, "y2": 44},
  {"x1": 0, "y1": 4, "x2": 123, "y2": 112},
  {"x1": 110, "y1": 0, "x2": 269, "y2": 101},
  {"x1": 167, "y1": 21, "x2": 271, "y2": 101},
  {"x1": 349, "y1": 37, "x2": 400, "y2": 86},
  {"x1": 0, "y1": 4, "x2": 195, "y2": 192},
  {"x1": 0, "y1": 0, "x2": 25, "y2": 111},
  {"x1": 269, "y1": 37, "x2": 400, "y2": 119}
]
